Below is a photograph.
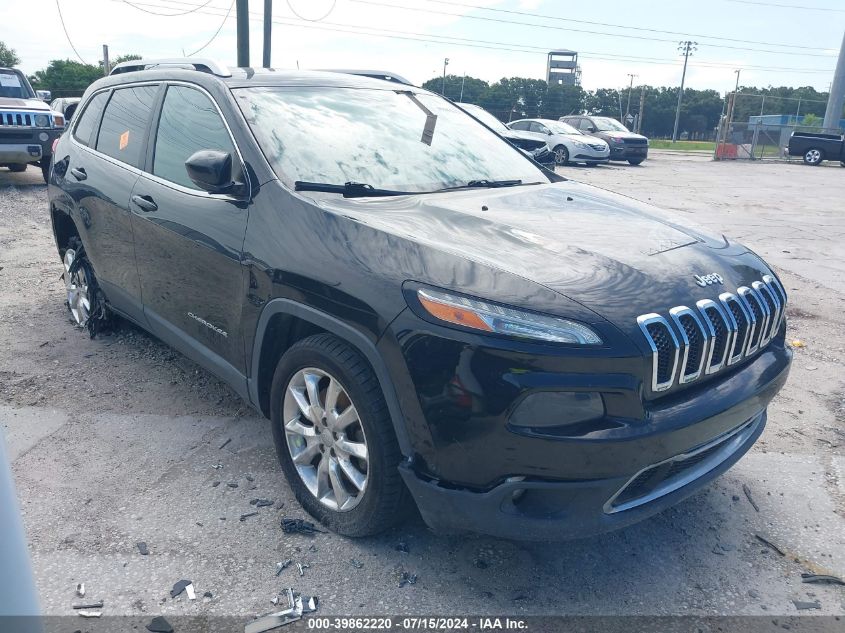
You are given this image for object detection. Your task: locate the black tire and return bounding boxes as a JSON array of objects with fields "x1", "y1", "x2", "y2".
[
  {"x1": 8, "y1": 164, "x2": 26, "y2": 172},
  {"x1": 41, "y1": 159, "x2": 50, "y2": 183},
  {"x1": 803, "y1": 148, "x2": 824, "y2": 165},
  {"x1": 628, "y1": 159, "x2": 645, "y2": 166},
  {"x1": 840, "y1": 160, "x2": 845, "y2": 168},
  {"x1": 553, "y1": 144, "x2": 569, "y2": 166},
  {"x1": 270, "y1": 333, "x2": 411, "y2": 537}
]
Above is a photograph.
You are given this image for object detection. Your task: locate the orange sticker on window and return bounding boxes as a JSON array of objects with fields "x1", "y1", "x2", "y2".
[{"x1": 119, "y1": 130, "x2": 130, "y2": 150}]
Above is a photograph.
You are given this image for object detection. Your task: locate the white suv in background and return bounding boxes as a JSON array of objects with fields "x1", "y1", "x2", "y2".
[{"x1": 508, "y1": 118, "x2": 610, "y2": 166}]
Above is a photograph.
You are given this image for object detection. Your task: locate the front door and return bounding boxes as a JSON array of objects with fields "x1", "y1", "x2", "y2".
[{"x1": 129, "y1": 84, "x2": 250, "y2": 385}]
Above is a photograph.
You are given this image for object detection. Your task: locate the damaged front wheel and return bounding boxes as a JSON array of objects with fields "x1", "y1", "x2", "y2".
[{"x1": 63, "y1": 237, "x2": 109, "y2": 337}]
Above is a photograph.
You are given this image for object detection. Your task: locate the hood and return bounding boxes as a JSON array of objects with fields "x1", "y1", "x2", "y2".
[
  {"x1": 0, "y1": 96, "x2": 49, "y2": 111},
  {"x1": 317, "y1": 181, "x2": 769, "y2": 326},
  {"x1": 600, "y1": 130, "x2": 646, "y2": 141}
]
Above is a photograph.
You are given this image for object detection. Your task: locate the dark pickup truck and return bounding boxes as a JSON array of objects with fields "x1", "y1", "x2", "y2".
[{"x1": 787, "y1": 131, "x2": 845, "y2": 166}]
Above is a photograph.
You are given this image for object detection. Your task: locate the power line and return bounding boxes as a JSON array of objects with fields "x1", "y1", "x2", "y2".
[
  {"x1": 422, "y1": 0, "x2": 833, "y2": 51},
  {"x1": 55, "y1": 0, "x2": 88, "y2": 64},
  {"x1": 120, "y1": 0, "x2": 214, "y2": 15},
  {"x1": 187, "y1": 0, "x2": 235, "y2": 56},
  {"x1": 285, "y1": 0, "x2": 336, "y2": 22},
  {"x1": 348, "y1": 0, "x2": 837, "y2": 58},
  {"x1": 728, "y1": 0, "x2": 845, "y2": 11},
  {"x1": 127, "y1": 0, "x2": 836, "y2": 74}
]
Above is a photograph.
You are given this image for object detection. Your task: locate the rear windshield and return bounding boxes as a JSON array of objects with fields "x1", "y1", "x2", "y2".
[
  {"x1": 234, "y1": 86, "x2": 549, "y2": 193},
  {"x1": 0, "y1": 70, "x2": 34, "y2": 99}
]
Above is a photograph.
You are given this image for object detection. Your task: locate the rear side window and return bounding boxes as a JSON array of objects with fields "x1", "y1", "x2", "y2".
[
  {"x1": 510, "y1": 121, "x2": 528, "y2": 131},
  {"x1": 72, "y1": 92, "x2": 109, "y2": 147},
  {"x1": 152, "y1": 85, "x2": 235, "y2": 190},
  {"x1": 95, "y1": 85, "x2": 159, "y2": 168}
]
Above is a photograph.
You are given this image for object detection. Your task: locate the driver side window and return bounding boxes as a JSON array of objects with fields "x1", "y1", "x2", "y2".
[{"x1": 152, "y1": 85, "x2": 237, "y2": 190}]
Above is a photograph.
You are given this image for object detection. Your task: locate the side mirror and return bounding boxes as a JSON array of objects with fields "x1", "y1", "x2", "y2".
[
  {"x1": 587, "y1": 126, "x2": 597, "y2": 133},
  {"x1": 185, "y1": 150, "x2": 243, "y2": 195},
  {"x1": 36, "y1": 90, "x2": 51, "y2": 102},
  {"x1": 546, "y1": 129, "x2": 553, "y2": 136}
]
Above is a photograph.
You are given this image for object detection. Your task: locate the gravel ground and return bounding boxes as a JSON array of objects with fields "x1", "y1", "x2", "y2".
[{"x1": 1, "y1": 156, "x2": 844, "y2": 621}]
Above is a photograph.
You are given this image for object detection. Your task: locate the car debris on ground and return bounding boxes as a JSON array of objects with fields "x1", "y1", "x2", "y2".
[
  {"x1": 398, "y1": 570, "x2": 418, "y2": 588},
  {"x1": 72, "y1": 601, "x2": 103, "y2": 609},
  {"x1": 250, "y1": 498, "x2": 274, "y2": 507},
  {"x1": 146, "y1": 615, "x2": 174, "y2": 633},
  {"x1": 245, "y1": 588, "x2": 319, "y2": 633},
  {"x1": 754, "y1": 533, "x2": 786, "y2": 556},
  {"x1": 76, "y1": 583, "x2": 85, "y2": 597},
  {"x1": 792, "y1": 599, "x2": 821, "y2": 610},
  {"x1": 350, "y1": 559, "x2": 363, "y2": 569},
  {"x1": 742, "y1": 484, "x2": 760, "y2": 512},
  {"x1": 281, "y1": 517, "x2": 324, "y2": 535},
  {"x1": 297, "y1": 562, "x2": 309, "y2": 577},
  {"x1": 219, "y1": 438, "x2": 232, "y2": 450},
  {"x1": 137, "y1": 541, "x2": 149, "y2": 555},
  {"x1": 801, "y1": 573, "x2": 845, "y2": 585},
  {"x1": 77, "y1": 609, "x2": 102, "y2": 618},
  {"x1": 275, "y1": 559, "x2": 293, "y2": 576},
  {"x1": 169, "y1": 579, "x2": 192, "y2": 598},
  {"x1": 240, "y1": 511, "x2": 259, "y2": 522}
]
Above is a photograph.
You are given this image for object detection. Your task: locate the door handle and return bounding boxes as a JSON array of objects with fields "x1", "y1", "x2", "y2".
[
  {"x1": 70, "y1": 167, "x2": 87, "y2": 181},
  {"x1": 131, "y1": 194, "x2": 158, "y2": 212}
]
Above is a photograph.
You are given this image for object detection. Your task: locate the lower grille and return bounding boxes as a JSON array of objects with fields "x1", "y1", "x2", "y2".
[{"x1": 605, "y1": 415, "x2": 760, "y2": 513}]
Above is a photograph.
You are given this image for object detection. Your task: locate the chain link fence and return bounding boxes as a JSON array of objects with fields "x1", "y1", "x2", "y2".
[{"x1": 714, "y1": 92, "x2": 842, "y2": 161}]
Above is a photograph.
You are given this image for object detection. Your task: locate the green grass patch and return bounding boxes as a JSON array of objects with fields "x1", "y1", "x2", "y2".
[{"x1": 649, "y1": 140, "x2": 716, "y2": 152}]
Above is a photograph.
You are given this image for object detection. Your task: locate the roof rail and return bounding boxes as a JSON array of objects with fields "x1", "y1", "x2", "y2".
[
  {"x1": 109, "y1": 58, "x2": 232, "y2": 78},
  {"x1": 322, "y1": 69, "x2": 413, "y2": 86}
]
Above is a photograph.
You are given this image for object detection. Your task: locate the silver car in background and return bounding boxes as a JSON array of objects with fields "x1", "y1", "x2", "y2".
[{"x1": 508, "y1": 118, "x2": 610, "y2": 166}]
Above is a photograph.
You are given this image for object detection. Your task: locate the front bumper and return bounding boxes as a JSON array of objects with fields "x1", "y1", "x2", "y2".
[
  {"x1": 610, "y1": 144, "x2": 649, "y2": 161},
  {"x1": 0, "y1": 127, "x2": 61, "y2": 164}
]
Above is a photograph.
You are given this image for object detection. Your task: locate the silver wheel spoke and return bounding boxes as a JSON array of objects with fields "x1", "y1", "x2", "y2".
[
  {"x1": 315, "y1": 454, "x2": 331, "y2": 500},
  {"x1": 336, "y1": 437, "x2": 368, "y2": 462},
  {"x1": 288, "y1": 386, "x2": 314, "y2": 423},
  {"x1": 292, "y1": 441, "x2": 321, "y2": 465},
  {"x1": 324, "y1": 377, "x2": 341, "y2": 415},
  {"x1": 337, "y1": 457, "x2": 367, "y2": 492},
  {"x1": 332, "y1": 405, "x2": 359, "y2": 431},
  {"x1": 285, "y1": 417, "x2": 317, "y2": 438},
  {"x1": 328, "y1": 457, "x2": 352, "y2": 508},
  {"x1": 304, "y1": 372, "x2": 324, "y2": 419}
]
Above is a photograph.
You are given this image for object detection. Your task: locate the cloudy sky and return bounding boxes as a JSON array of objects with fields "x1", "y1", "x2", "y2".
[{"x1": 5, "y1": 0, "x2": 843, "y2": 93}]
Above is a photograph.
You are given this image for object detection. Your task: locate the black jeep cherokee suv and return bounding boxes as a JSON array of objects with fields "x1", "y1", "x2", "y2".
[{"x1": 48, "y1": 59, "x2": 791, "y2": 540}]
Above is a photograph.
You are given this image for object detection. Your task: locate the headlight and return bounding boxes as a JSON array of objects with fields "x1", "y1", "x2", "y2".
[
  {"x1": 34, "y1": 114, "x2": 50, "y2": 128},
  {"x1": 572, "y1": 140, "x2": 590, "y2": 149},
  {"x1": 416, "y1": 287, "x2": 602, "y2": 344}
]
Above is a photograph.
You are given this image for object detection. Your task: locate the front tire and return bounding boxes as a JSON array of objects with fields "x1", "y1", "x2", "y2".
[
  {"x1": 63, "y1": 237, "x2": 110, "y2": 337},
  {"x1": 803, "y1": 148, "x2": 823, "y2": 165},
  {"x1": 270, "y1": 334, "x2": 411, "y2": 537},
  {"x1": 41, "y1": 159, "x2": 50, "y2": 183},
  {"x1": 628, "y1": 159, "x2": 645, "y2": 165},
  {"x1": 553, "y1": 144, "x2": 569, "y2": 166},
  {"x1": 8, "y1": 164, "x2": 26, "y2": 172}
]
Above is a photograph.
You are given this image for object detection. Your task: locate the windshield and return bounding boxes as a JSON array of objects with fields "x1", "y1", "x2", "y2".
[
  {"x1": 549, "y1": 121, "x2": 581, "y2": 135},
  {"x1": 592, "y1": 117, "x2": 628, "y2": 132},
  {"x1": 0, "y1": 70, "x2": 34, "y2": 99},
  {"x1": 234, "y1": 86, "x2": 548, "y2": 193},
  {"x1": 456, "y1": 103, "x2": 509, "y2": 133}
]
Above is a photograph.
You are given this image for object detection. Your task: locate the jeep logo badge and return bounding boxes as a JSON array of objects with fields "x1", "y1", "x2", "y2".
[{"x1": 693, "y1": 273, "x2": 724, "y2": 287}]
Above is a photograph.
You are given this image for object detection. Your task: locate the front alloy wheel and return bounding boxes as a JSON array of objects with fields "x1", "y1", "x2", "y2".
[
  {"x1": 63, "y1": 247, "x2": 91, "y2": 326},
  {"x1": 803, "y1": 148, "x2": 823, "y2": 165},
  {"x1": 554, "y1": 145, "x2": 569, "y2": 165},
  {"x1": 283, "y1": 367, "x2": 369, "y2": 512}
]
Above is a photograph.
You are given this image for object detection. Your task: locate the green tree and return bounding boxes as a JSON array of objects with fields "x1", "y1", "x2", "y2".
[
  {"x1": 0, "y1": 41, "x2": 21, "y2": 67},
  {"x1": 541, "y1": 84, "x2": 584, "y2": 119},
  {"x1": 29, "y1": 59, "x2": 103, "y2": 94},
  {"x1": 101, "y1": 53, "x2": 143, "y2": 72}
]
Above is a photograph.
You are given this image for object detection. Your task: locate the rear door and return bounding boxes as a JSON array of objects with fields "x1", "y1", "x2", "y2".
[
  {"x1": 63, "y1": 84, "x2": 160, "y2": 323},
  {"x1": 129, "y1": 83, "x2": 250, "y2": 386}
]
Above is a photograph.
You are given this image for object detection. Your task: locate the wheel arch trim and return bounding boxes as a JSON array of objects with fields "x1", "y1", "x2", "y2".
[{"x1": 248, "y1": 298, "x2": 413, "y2": 457}]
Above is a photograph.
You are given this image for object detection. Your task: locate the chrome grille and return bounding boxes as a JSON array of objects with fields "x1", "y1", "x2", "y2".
[
  {"x1": 638, "y1": 276, "x2": 786, "y2": 392},
  {"x1": 0, "y1": 111, "x2": 47, "y2": 128}
]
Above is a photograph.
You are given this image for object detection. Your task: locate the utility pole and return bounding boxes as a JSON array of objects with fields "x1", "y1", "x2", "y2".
[
  {"x1": 672, "y1": 40, "x2": 697, "y2": 142},
  {"x1": 102, "y1": 44, "x2": 110, "y2": 76},
  {"x1": 636, "y1": 86, "x2": 646, "y2": 134},
  {"x1": 459, "y1": 72, "x2": 466, "y2": 102},
  {"x1": 441, "y1": 58, "x2": 449, "y2": 96},
  {"x1": 236, "y1": 0, "x2": 249, "y2": 68},
  {"x1": 262, "y1": 0, "x2": 272, "y2": 68},
  {"x1": 734, "y1": 68, "x2": 741, "y2": 96},
  {"x1": 624, "y1": 73, "x2": 637, "y2": 122},
  {"x1": 822, "y1": 30, "x2": 845, "y2": 131}
]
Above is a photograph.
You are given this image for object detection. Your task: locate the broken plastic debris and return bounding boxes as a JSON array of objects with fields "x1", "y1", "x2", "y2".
[
  {"x1": 793, "y1": 599, "x2": 821, "y2": 611},
  {"x1": 398, "y1": 571, "x2": 418, "y2": 588},
  {"x1": 240, "y1": 511, "x2": 259, "y2": 522},
  {"x1": 211, "y1": 463, "x2": 224, "y2": 469},
  {"x1": 212, "y1": 481, "x2": 221, "y2": 488},
  {"x1": 742, "y1": 484, "x2": 760, "y2": 512},
  {"x1": 73, "y1": 601, "x2": 104, "y2": 610},
  {"x1": 790, "y1": 339, "x2": 806, "y2": 348},
  {"x1": 297, "y1": 562, "x2": 309, "y2": 577},
  {"x1": 281, "y1": 518, "x2": 324, "y2": 535},
  {"x1": 245, "y1": 588, "x2": 319, "y2": 633},
  {"x1": 76, "y1": 583, "x2": 85, "y2": 597},
  {"x1": 275, "y1": 559, "x2": 293, "y2": 576},
  {"x1": 227, "y1": 482, "x2": 239, "y2": 488},
  {"x1": 137, "y1": 541, "x2": 149, "y2": 555},
  {"x1": 170, "y1": 579, "x2": 192, "y2": 598},
  {"x1": 350, "y1": 559, "x2": 363, "y2": 569},
  {"x1": 77, "y1": 610, "x2": 102, "y2": 618},
  {"x1": 250, "y1": 498, "x2": 274, "y2": 507},
  {"x1": 754, "y1": 533, "x2": 785, "y2": 556},
  {"x1": 186, "y1": 583, "x2": 196, "y2": 601},
  {"x1": 219, "y1": 438, "x2": 232, "y2": 450},
  {"x1": 146, "y1": 615, "x2": 174, "y2": 633},
  {"x1": 801, "y1": 573, "x2": 845, "y2": 585}
]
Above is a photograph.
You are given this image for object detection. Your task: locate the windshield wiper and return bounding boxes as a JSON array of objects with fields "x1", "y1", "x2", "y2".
[
  {"x1": 295, "y1": 181, "x2": 415, "y2": 198},
  {"x1": 435, "y1": 179, "x2": 534, "y2": 192}
]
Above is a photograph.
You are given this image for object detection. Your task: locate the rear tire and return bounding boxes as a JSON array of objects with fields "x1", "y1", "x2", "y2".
[
  {"x1": 270, "y1": 334, "x2": 411, "y2": 537},
  {"x1": 628, "y1": 159, "x2": 645, "y2": 165},
  {"x1": 803, "y1": 148, "x2": 823, "y2": 165},
  {"x1": 41, "y1": 159, "x2": 50, "y2": 183},
  {"x1": 8, "y1": 164, "x2": 26, "y2": 172}
]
